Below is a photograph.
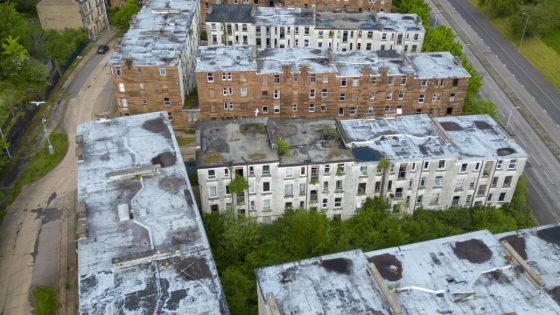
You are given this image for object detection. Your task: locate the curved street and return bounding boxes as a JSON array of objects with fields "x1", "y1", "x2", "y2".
[{"x1": 0, "y1": 32, "x2": 117, "y2": 314}]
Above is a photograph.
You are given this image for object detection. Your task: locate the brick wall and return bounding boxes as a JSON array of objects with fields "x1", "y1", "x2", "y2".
[
  {"x1": 196, "y1": 68, "x2": 468, "y2": 121},
  {"x1": 111, "y1": 64, "x2": 193, "y2": 128}
]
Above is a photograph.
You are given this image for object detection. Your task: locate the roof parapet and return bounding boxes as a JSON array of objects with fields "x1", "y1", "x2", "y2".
[
  {"x1": 432, "y1": 119, "x2": 452, "y2": 145},
  {"x1": 367, "y1": 262, "x2": 403, "y2": 315},
  {"x1": 501, "y1": 240, "x2": 545, "y2": 288},
  {"x1": 106, "y1": 165, "x2": 161, "y2": 182},
  {"x1": 265, "y1": 293, "x2": 281, "y2": 315}
]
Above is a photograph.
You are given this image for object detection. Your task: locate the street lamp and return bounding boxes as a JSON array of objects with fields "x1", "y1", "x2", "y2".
[
  {"x1": 41, "y1": 117, "x2": 54, "y2": 155},
  {"x1": 519, "y1": 12, "x2": 530, "y2": 49},
  {"x1": 0, "y1": 126, "x2": 11, "y2": 159},
  {"x1": 30, "y1": 101, "x2": 53, "y2": 154},
  {"x1": 506, "y1": 106, "x2": 521, "y2": 129}
]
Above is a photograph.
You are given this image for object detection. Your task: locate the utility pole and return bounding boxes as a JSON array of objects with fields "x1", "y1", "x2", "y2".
[
  {"x1": 519, "y1": 12, "x2": 530, "y2": 49},
  {"x1": 0, "y1": 126, "x2": 11, "y2": 159},
  {"x1": 42, "y1": 117, "x2": 55, "y2": 155}
]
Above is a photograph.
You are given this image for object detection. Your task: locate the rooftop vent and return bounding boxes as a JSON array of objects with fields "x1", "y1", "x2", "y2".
[{"x1": 118, "y1": 203, "x2": 131, "y2": 222}]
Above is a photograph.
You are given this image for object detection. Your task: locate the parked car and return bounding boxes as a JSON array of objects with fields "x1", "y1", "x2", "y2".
[{"x1": 97, "y1": 45, "x2": 110, "y2": 54}]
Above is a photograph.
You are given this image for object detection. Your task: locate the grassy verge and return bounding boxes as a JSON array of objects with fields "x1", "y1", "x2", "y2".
[
  {"x1": 1, "y1": 132, "x2": 68, "y2": 217},
  {"x1": 467, "y1": 0, "x2": 560, "y2": 88},
  {"x1": 32, "y1": 286, "x2": 57, "y2": 315},
  {"x1": 541, "y1": 27, "x2": 560, "y2": 55},
  {"x1": 182, "y1": 88, "x2": 199, "y2": 110},
  {"x1": 176, "y1": 134, "x2": 195, "y2": 146}
]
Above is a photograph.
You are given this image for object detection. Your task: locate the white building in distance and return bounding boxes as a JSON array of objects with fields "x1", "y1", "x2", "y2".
[
  {"x1": 196, "y1": 114, "x2": 526, "y2": 223},
  {"x1": 206, "y1": 5, "x2": 424, "y2": 52}
]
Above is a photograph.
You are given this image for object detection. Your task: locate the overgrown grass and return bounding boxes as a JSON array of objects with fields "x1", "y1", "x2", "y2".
[
  {"x1": 32, "y1": 286, "x2": 57, "y2": 315},
  {"x1": 176, "y1": 135, "x2": 195, "y2": 146},
  {"x1": 541, "y1": 27, "x2": 560, "y2": 56},
  {"x1": 6, "y1": 132, "x2": 68, "y2": 210},
  {"x1": 182, "y1": 88, "x2": 199, "y2": 110},
  {"x1": 468, "y1": 0, "x2": 560, "y2": 88}
]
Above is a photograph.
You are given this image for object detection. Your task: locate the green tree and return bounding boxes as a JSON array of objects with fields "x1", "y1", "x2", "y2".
[
  {"x1": 280, "y1": 210, "x2": 331, "y2": 259},
  {"x1": 2, "y1": 36, "x2": 29, "y2": 58},
  {"x1": 0, "y1": 3, "x2": 30, "y2": 48},
  {"x1": 423, "y1": 26, "x2": 463, "y2": 56},
  {"x1": 480, "y1": 0, "x2": 520, "y2": 17},
  {"x1": 111, "y1": 0, "x2": 141, "y2": 30},
  {"x1": 510, "y1": 0, "x2": 560, "y2": 37},
  {"x1": 392, "y1": 0, "x2": 432, "y2": 25},
  {"x1": 276, "y1": 136, "x2": 289, "y2": 155},
  {"x1": 377, "y1": 158, "x2": 391, "y2": 199},
  {"x1": 220, "y1": 266, "x2": 257, "y2": 315},
  {"x1": 463, "y1": 98, "x2": 498, "y2": 118},
  {"x1": 44, "y1": 28, "x2": 88, "y2": 74}
]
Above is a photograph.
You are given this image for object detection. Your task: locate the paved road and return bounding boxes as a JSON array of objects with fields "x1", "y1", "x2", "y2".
[
  {"x1": 427, "y1": 0, "x2": 560, "y2": 224},
  {"x1": 448, "y1": 0, "x2": 560, "y2": 123},
  {"x1": 0, "y1": 32, "x2": 116, "y2": 315}
]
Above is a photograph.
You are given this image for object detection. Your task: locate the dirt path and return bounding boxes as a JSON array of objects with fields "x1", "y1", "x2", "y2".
[{"x1": 0, "y1": 31, "x2": 117, "y2": 315}]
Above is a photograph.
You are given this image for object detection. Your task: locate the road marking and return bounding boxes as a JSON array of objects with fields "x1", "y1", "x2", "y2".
[
  {"x1": 529, "y1": 153, "x2": 542, "y2": 167},
  {"x1": 544, "y1": 172, "x2": 555, "y2": 186}
]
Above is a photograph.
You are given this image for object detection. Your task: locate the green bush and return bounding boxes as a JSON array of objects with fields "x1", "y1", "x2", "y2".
[
  {"x1": 204, "y1": 178, "x2": 534, "y2": 315},
  {"x1": 32, "y1": 286, "x2": 57, "y2": 315},
  {"x1": 276, "y1": 136, "x2": 289, "y2": 155},
  {"x1": 2, "y1": 132, "x2": 69, "y2": 215}
]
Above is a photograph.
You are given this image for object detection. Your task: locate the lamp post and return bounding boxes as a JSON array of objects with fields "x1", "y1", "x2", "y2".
[
  {"x1": 0, "y1": 126, "x2": 11, "y2": 159},
  {"x1": 30, "y1": 101, "x2": 53, "y2": 154},
  {"x1": 42, "y1": 116, "x2": 54, "y2": 155},
  {"x1": 506, "y1": 106, "x2": 520, "y2": 129},
  {"x1": 519, "y1": 12, "x2": 530, "y2": 49}
]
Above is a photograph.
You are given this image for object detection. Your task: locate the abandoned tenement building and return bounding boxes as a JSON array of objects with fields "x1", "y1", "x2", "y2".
[
  {"x1": 196, "y1": 114, "x2": 526, "y2": 223},
  {"x1": 195, "y1": 46, "x2": 470, "y2": 122}
]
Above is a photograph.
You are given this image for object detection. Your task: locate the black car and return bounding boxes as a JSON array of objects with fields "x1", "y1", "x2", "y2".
[{"x1": 97, "y1": 45, "x2": 110, "y2": 54}]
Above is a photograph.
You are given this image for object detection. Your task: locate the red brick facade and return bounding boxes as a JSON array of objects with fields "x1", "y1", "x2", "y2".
[
  {"x1": 110, "y1": 64, "x2": 194, "y2": 129},
  {"x1": 195, "y1": 67, "x2": 469, "y2": 121}
]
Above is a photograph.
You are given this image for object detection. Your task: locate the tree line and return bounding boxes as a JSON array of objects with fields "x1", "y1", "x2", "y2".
[
  {"x1": 478, "y1": 0, "x2": 560, "y2": 37},
  {"x1": 203, "y1": 177, "x2": 533, "y2": 314},
  {"x1": 0, "y1": 3, "x2": 88, "y2": 167}
]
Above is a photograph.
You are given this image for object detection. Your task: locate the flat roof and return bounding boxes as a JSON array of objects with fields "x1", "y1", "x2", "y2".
[
  {"x1": 196, "y1": 46, "x2": 469, "y2": 79},
  {"x1": 337, "y1": 114, "x2": 527, "y2": 161},
  {"x1": 254, "y1": 7, "x2": 314, "y2": 26},
  {"x1": 196, "y1": 118, "x2": 277, "y2": 168},
  {"x1": 257, "y1": 48, "x2": 337, "y2": 75},
  {"x1": 257, "y1": 226, "x2": 560, "y2": 315},
  {"x1": 206, "y1": 5, "x2": 424, "y2": 32},
  {"x1": 196, "y1": 46, "x2": 255, "y2": 72},
  {"x1": 436, "y1": 114, "x2": 527, "y2": 159},
  {"x1": 206, "y1": 3, "x2": 254, "y2": 23},
  {"x1": 198, "y1": 115, "x2": 526, "y2": 168},
  {"x1": 110, "y1": 0, "x2": 198, "y2": 66},
  {"x1": 77, "y1": 112, "x2": 228, "y2": 314},
  {"x1": 256, "y1": 249, "x2": 390, "y2": 315},
  {"x1": 497, "y1": 224, "x2": 560, "y2": 299},
  {"x1": 365, "y1": 230, "x2": 560, "y2": 315},
  {"x1": 408, "y1": 52, "x2": 472, "y2": 79},
  {"x1": 270, "y1": 118, "x2": 354, "y2": 166},
  {"x1": 196, "y1": 118, "x2": 354, "y2": 169}
]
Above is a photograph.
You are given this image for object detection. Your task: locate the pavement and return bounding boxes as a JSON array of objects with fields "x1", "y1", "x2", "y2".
[
  {"x1": 0, "y1": 29, "x2": 118, "y2": 315},
  {"x1": 427, "y1": 0, "x2": 560, "y2": 224}
]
